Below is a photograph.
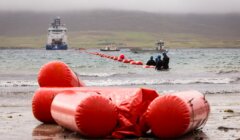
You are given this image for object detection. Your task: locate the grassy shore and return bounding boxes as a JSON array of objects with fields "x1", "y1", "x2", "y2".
[{"x1": 0, "y1": 31, "x2": 240, "y2": 49}]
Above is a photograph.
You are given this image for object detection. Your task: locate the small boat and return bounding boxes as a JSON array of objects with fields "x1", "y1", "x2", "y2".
[
  {"x1": 100, "y1": 45, "x2": 120, "y2": 51},
  {"x1": 45, "y1": 17, "x2": 68, "y2": 50},
  {"x1": 130, "y1": 40, "x2": 168, "y2": 53}
]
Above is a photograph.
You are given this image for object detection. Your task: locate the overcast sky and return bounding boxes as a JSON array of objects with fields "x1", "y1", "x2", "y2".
[{"x1": 0, "y1": 0, "x2": 240, "y2": 14}]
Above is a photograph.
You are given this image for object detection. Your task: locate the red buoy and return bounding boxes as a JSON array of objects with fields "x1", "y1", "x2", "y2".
[
  {"x1": 146, "y1": 90, "x2": 210, "y2": 138},
  {"x1": 117, "y1": 58, "x2": 123, "y2": 62},
  {"x1": 130, "y1": 61, "x2": 137, "y2": 65},
  {"x1": 51, "y1": 91, "x2": 118, "y2": 138},
  {"x1": 32, "y1": 88, "x2": 59, "y2": 123},
  {"x1": 135, "y1": 61, "x2": 143, "y2": 65},
  {"x1": 143, "y1": 65, "x2": 155, "y2": 68},
  {"x1": 122, "y1": 59, "x2": 130, "y2": 63},
  {"x1": 143, "y1": 65, "x2": 150, "y2": 68},
  {"x1": 38, "y1": 61, "x2": 85, "y2": 87},
  {"x1": 32, "y1": 87, "x2": 159, "y2": 138},
  {"x1": 113, "y1": 56, "x2": 118, "y2": 60},
  {"x1": 119, "y1": 54, "x2": 125, "y2": 59}
]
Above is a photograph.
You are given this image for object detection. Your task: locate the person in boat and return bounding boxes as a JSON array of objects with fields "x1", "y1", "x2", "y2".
[
  {"x1": 155, "y1": 55, "x2": 163, "y2": 70},
  {"x1": 162, "y1": 53, "x2": 170, "y2": 69},
  {"x1": 146, "y1": 56, "x2": 156, "y2": 66}
]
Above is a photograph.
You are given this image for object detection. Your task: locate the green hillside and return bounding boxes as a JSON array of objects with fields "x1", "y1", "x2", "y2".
[
  {"x1": 1, "y1": 31, "x2": 239, "y2": 49},
  {"x1": 0, "y1": 10, "x2": 240, "y2": 48}
]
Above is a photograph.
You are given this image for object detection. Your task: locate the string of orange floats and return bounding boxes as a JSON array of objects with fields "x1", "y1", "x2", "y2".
[{"x1": 85, "y1": 51, "x2": 155, "y2": 68}]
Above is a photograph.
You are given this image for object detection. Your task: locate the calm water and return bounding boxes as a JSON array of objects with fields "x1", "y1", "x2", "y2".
[{"x1": 0, "y1": 48, "x2": 240, "y2": 106}]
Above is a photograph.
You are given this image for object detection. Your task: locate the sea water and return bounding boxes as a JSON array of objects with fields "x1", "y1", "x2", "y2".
[{"x1": 0, "y1": 48, "x2": 240, "y2": 106}]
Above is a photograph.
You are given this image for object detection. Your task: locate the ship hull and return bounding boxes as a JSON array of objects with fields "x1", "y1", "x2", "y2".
[
  {"x1": 100, "y1": 48, "x2": 120, "y2": 51},
  {"x1": 130, "y1": 48, "x2": 168, "y2": 54},
  {"x1": 46, "y1": 44, "x2": 68, "y2": 50}
]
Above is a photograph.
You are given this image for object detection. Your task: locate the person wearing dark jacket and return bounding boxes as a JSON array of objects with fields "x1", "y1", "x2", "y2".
[
  {"x1": 146, "y1": 56, "x2": 156, "y2": 66},
  {"x1": 155, "y1": 55, "x2": 163, "y2": 70},
  {"x1": 162, "y1": 53, "x2": 169, "y2": 69}
]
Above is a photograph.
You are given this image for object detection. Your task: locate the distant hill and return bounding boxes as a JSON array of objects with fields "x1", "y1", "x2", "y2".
[{"x1": 0, "y1": 10, "x2": 240, "y2": 40}]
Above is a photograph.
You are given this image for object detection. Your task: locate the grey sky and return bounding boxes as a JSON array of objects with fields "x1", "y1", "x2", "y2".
[{"x1": 0, "y1": 0, "x2": 240, "y2": 13}]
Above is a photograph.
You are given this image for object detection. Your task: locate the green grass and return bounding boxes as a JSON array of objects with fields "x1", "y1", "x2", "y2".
[
  {"x1": 0, "y1": 36, "x2": 46, "y2": 48},
  {"x1": 0, "y1": 31, "x2": 240, "y2": 49}
]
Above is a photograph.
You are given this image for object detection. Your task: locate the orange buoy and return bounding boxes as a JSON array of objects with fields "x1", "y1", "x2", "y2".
[
  {"x1": 143, "y1": 65, "x2": 155, "y2": 68},
  {"x1": 113, "y1": 56, "x2": 118, "y2": 60},
  {"x1": 117, "y1": 58, "x2": 123, "y2": 62},
  {"x1": 51, "y1": 91, "x2": 118, "y2": 138},
  {"x1": 77, "y1": 87, "x2": 159, "y2": 138},
  {"x1": 122, "y1": 59, "x2": 130, "y2": 63},
  {"x1": 130, "y1": 61, "x2": 137, "y2": 65},
  {"x1": 38, "y1": 61, "x2": 85, "y2": 87},
  {"x1": 119, "y1": 54, "x2": 125, "y2": 59},
  {"x1": 32, "y1": 87, "x2": 159, "y2": 138},
  {"x1": 128, "y1": 59, "x2": 134, "y2": 62},
  {"x1": 146, "y1": 90, "x2": 210, "y2": 138},
  {"x1": 32, "y1": 88, "x2": 59, "y2": 123},
  {"x1": 143, "y1": 65, "x2": 150, "y2": 68},
  {"x1": 135, "y1": 61, "x2": 143, "y2": 65}
]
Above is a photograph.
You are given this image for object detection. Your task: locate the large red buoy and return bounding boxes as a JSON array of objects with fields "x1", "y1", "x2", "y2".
[
  {"x1": 77, "y1": 87, "x2": 159, "y2": 138},
  {"x1": 32, "y1": 88, "x2": 59, "y2": 123},
  {"x1": 32, "y1": 88, "x2": 80, "y2": 123},
  {"x1": 146, "y1": 90, "x2": 210, "y2": 138},
  {"x1": 38, "y1": 61, "x2": 85, "y2": 87},
  {"x1": 51, "y1": 91, "x2": 118, "y2": 138},
  {"x1": 32, "y1": 87, "x2": 159, "y2": 138}
]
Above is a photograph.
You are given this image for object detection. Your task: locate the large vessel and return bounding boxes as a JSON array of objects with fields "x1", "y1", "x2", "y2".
[
  {"x1": 130, "y1": 40, "x2": 168, "y2": 53},
  {"x1": 46, "y1": 17, "x2": 68, "y2": 50}
]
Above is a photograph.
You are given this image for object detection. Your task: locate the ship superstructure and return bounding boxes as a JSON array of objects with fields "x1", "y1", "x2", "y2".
[{"x1": 46, "y1": 17, "x2": 68, "y2": 50}]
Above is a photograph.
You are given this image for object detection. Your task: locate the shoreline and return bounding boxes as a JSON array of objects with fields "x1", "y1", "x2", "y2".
[
  {"x1": 1, "y1": 30, "x2": 240, "y2": 49},
  {"x1": 0, "y1": 92, "x2": 239, "y2": 139}
]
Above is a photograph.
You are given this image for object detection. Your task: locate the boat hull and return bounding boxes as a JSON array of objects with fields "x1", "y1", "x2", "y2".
[
  {"x1": 130, "y1": 48, "x2": 167, "y2": 53},
  {"x1": 100, "y1": 49, "x2": 120, "y2": 51},
  {"x1": 46, "y1": 44, "x2": 68, "y2": 50}
]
